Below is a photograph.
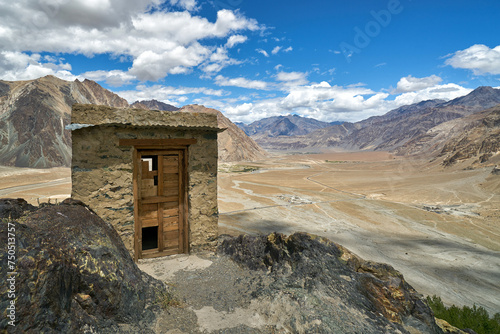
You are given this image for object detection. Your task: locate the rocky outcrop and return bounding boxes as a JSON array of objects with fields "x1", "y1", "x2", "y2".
[
  {"x1": 0, "y1": 199, "x2": 165, "y2": 333},
  {"x1": 215, "y1": 232, "x2": 442, "y2": 333},
  {"x1": 0, "y1": 198, "x2": 36, "y2": 219}
]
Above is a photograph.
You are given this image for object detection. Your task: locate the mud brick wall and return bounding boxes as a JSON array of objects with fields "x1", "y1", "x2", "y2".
[{"x1": 71, "y1": 106, "x2": 219, "y2": 258}]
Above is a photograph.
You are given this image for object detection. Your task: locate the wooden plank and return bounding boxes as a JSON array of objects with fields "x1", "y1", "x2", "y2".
[
  {"x1": 141, "y1": 218, "x2": 159, "y2": 228},
  {"x1": 163, "y1": 156, "x2": 179, "y2": 166},
  {"x1": 163, "y1": 216, "x2": 178, "y2": 225},
  {"x1": 163, "y1": 165, "x2": 178, "y2": 173},
  {"x1": 164, "y1": 173, "x2": 179, "y2": 182},
  {"x1": 161, "y1": 202, "x2": 179, "y2": 211},
  {"x1": 163, "y1": 187, "x2": 179, "y2": 197},
  {"x1": 164, "y1": 222, "x2": 179, "y2": 232},
  {"x1": 133, "y1": 148, "x2": 141, "y2": 261},
  {"x1": 179, "y1": 149, "x2": 188, "y2": 253},
  {"x1": 157, "y1": 154, "x2": 164, "y2": 251},
  {"x1": 141, "y1": 248, "x2": 179, "y2": 259},
  {"x1": 141, "y1": 196, "x2": 178, "y2": 204},
  {"x1": 119, "y1": 139, "x2": 197, "y2": 147},
  {"x1": 163, "y1": 207, "x2": 179, "y2": 217}
]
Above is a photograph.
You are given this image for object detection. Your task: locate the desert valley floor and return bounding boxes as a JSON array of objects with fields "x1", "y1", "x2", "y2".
[{"x1": 1, "y1": 151, "x2": 499, "y2": 315}]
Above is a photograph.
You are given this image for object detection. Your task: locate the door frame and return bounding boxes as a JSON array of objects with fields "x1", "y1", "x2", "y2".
[{"x1": 119, "y1": 138, "x2": 196, "y2": 261}]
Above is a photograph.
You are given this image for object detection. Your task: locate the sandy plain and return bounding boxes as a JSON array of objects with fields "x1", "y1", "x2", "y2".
[{"x1": 1, "y1": 152, "x2": 499, "y2": 315}]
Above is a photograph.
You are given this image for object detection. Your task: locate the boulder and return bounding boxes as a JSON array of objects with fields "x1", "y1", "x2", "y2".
[{"x1": 0, "y1": 199, "x2": 165, "y2": 333}]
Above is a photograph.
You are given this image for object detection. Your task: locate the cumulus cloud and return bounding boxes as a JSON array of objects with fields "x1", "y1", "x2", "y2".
[
  {"x1": 275, "y1": 71, "x2": 308, "y2": 87},
  {"x1": 169, "y1": 0, "x2": 198, "y2": 11},
  {"x1": 445, "y1": 44, "x2": 500, "y2": 75},
  {"x1": 115, "y1": 83, "x2": 227, "y2": 105},
  {"x1": 395, "y1": 75, "x2": 443, "y2": 93},
  {"x1": 0, "y1": 1, "x2": 261, "y2": 82},
  {"x1": 214, "y1": 75, "x2": 269, "y2": 90},
  {"x1": 226, "y1": 34, "x2": 247, "y2": 48},
  {"x1": 81, "y1": 70, "x2": 136, "y2": 87},
  {"x1": 0, "y1": 51, "x2": 76, "y2": 81},
  {"x1": 394, "y1": 83, "x2": 472, "y2": 106}
]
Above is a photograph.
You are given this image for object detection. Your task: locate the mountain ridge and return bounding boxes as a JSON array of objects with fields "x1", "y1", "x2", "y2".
[{"x1": 252, "y1": 87, "x2": 500, "y2": 166}]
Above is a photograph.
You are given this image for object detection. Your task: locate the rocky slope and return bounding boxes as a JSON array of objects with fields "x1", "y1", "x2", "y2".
[
  {"x1": 0, "y1": 198, "x2": 165, "y2": 333},
  {"x1": 145, "y1": 232, "x2": 451, "y2": 333},
  {"x1": 0, "y1": 76, "x2": 128, "y2": 167},
  {"x1": 130, "y1": 99, "x2": 179, "y2": 111}
]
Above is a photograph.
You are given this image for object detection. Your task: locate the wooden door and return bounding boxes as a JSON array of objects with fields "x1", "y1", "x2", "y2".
[{"x1": 135, "y1": 149, "x2": 187, "y2": 259}]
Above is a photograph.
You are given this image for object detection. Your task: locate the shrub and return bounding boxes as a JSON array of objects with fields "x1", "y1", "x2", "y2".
[{"x1": 426, "y1": 295, "x2": 500, "y2": 334}]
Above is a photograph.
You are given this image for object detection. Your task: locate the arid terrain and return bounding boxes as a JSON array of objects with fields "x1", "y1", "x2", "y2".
[{"x1": 1, "y1": 151, "x2": 499, "y2": 315}]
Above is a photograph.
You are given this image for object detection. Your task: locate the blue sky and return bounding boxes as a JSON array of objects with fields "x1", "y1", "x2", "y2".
[{"x1": 0, "y1": 0, "x2": 499, "y2": 123}]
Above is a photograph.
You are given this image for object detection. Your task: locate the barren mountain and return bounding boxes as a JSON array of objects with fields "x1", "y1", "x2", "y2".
[
  {"x1": 394, "y1": 104, "x2": 500, "y2": 167},
  {"x1": 177, "y1": 104, "x2": 267, "y2": 162},
  {"x1": 0, "y1": 75, "x2": 128, "y2": 167},
  {"x1": 130, "y1": 99, "x2": 179, "y2": 111},
  {"x1": 238, "y1": 114, "x2": 337, "y2": 137}
]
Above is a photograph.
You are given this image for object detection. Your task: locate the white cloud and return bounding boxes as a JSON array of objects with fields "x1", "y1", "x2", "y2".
[
  {"x1": 445, "y1": 44, "x2": 500, "y2": 75},
  {"x1": 270, "y1": 46, "x2": 292, "y2": 55},
  {"x1": 0, "y1": 51, "x2": 76, "y2": 81},
  {"x1": 394, "y1": 83, "x2": 472, "y2": 106},
  {"x1": 215, "y1": 75, "x2": 269, "y2": 90},
  {"x1": 226, "y1": 34, "x2": 247, "y2": 48},
  {"x1": 81, "y1": 70, "x2": 136, "y2": 87},
  {"x1": 395, "y1": 75, "x2": 443, "y2": 93},
  {"x1": 256, "y1": 49, "x2": 269, "y2": 57},
  {"x1": 115, "y1": 84, "x2": 227, "y2": 104},
  {"x1": 275, "y1": 71, "x2": 308, "y2": 87},
  {"x1": 0, "y1": 1, "x2": 261, "y2": 82},
  {"x1": 169, "y1": 0, "x2": 198, "y2": 11}
]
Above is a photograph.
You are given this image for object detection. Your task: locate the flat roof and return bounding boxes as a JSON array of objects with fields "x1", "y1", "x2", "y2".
[{"x1": 71, "y1": 104, "x2": 221, "y2": 131}]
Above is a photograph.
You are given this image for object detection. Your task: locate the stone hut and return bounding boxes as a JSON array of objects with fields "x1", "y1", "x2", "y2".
[{"x1": 70, "y1": 104, "x2": 221, "y2": 261}]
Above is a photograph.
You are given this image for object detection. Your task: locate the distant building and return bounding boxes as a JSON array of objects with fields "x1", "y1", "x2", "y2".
[{"x1": 70, "y1": 104, "x2": 222, "y2": 261}]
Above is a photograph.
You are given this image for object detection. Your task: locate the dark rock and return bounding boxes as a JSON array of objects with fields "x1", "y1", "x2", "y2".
[
  {"x1": 217, "y1": 232, "x2": 444, "y2": 334},
  {"x1": 0, "y1": 199, "x2": 165, "y2": 333},
  {"x1": 0, "y1": 198, "x2": 36, "y2": 219}
]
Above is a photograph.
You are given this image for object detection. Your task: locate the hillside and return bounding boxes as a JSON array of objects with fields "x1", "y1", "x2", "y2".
[{"x1": 394, "y1": 104, "x2": 500, "y2": 167}]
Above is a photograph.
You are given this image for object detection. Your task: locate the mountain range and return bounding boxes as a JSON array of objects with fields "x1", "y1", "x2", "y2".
[
  {"x1": 237, "y1": 114, "x2": 341, "y2": 138},
  {"x1": 246, "y1": 86, "x2": 500, "y2": 167},
  {"x1": 0, "y1": 76, "x2": 265, "y2": 168}
]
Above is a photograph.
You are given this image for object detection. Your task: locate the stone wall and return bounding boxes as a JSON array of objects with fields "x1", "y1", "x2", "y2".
[{"x1": 71, "y1": 114, "x2": 219, "y2": 258}]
